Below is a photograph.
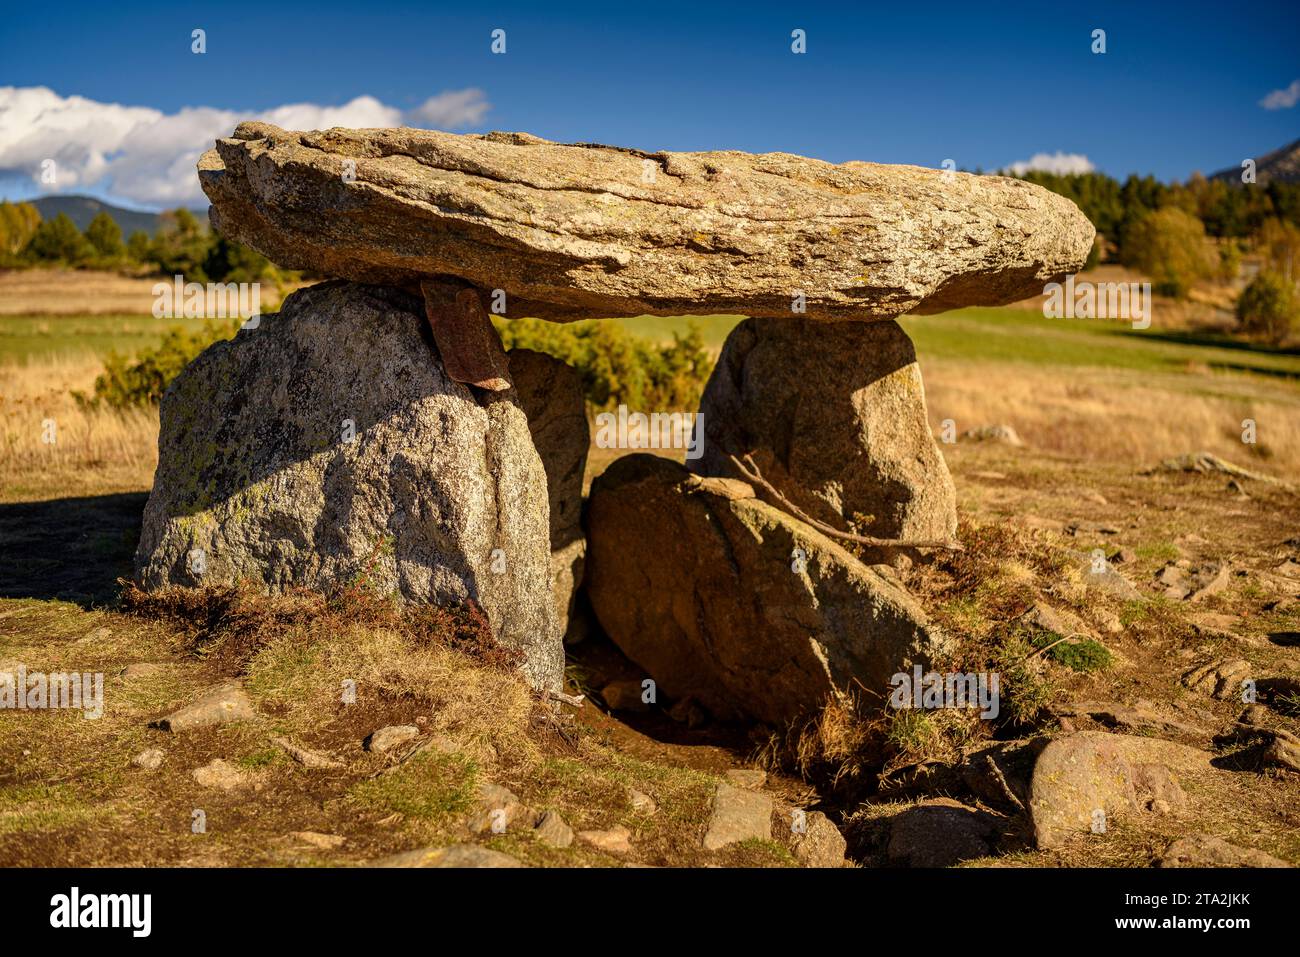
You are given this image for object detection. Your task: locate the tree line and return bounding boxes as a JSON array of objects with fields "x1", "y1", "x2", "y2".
[{"x1": 0, "y1": 202, "x2": 285, "y2": 285}]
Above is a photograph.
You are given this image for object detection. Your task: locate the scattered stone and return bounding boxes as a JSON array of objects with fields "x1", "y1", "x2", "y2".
[
  {"x1": 375, "y1": 845, "x2": 524, "y2": 868},
  {"x1": 790, "y1": 811, "x2": 847, "y2": 868},
  {"x1": 702, "y1": 782, "x2": 773, "y2": 851},
  {"x1": 291, "y1": 831, "x2": 346, "y2": 850},
  {"x1": 1146, "y1": 451, "x2": 1285, "y2": 486},
  {"x1": 1093, "y1": 608, "x2": 1124, "y2": 635},
  {"x1": 628, "y1": 789, "x2": 658, "y2": 816},
  {"x1": 364, "y1": 725, "x2": 421, "y2": 754},
  {"x1": 886, "y1": 798, "x2": 1000, "y2": 867},
  {"x1": 132, "y1": 748, "x2": 165, "y2": 771},
  {"x1": 576, "y1": 825, "x2": 633, "y2": 855},
  {"x1": 200, "y1": 122, "x2": 1093, "y2": 323},
  {"x1": 1053, "y1": 700, "x2": 1205, "y2": 737},
  {"x1": 689, "y1": 317, "x2": 956, "y2": 561},
  {"x1": 508, "y1": 348, "x2": 589, "y2": 643},
  {"x1": 1261, "y1": 729, "x2": 1300, "y2": 773},
  {"x1": 1070, "y1": 551, "x2": 1141, "y2": 601},
  {"x1": 468, "y1": 782, "x2": 531, "y2": 834},
  {"x1": 192, "y1": 758, "x2": 256, "y2": 792},
  {"x1": 533, "y1": 810, "x2": 575, "y2": 848},
  {"x1": 1027, "y1": 731, "x2": 1209, "y2": 848},
  {"x1": 600, "y1": 679, "x2": 652, "y2": 713},
  {"x1": 724, "y1": 769, "x2": 768, "y2": 790},
  {"x1": 962, "y1": 424, "x2": 1023, "y2": 446},
  {"x1": 1157, "y1": 834, "x2": 1290, "y2": 868},
  {"x1": 134, "y1": 282, "x2": 560, "y2": 692},
  {"x1": 151, "y1": 682, "x2": 255, "y2": 732},
  {"x1": 1019, "y1": 602, "x2": 1093, "y2": 639},
  {"x1": 1181, "y1": 659, "x2": 1252, "y2": 700},
  {"x1": 587, "y1": 455, "x2": 950, "y2": 724},
  {"x1": 271, "y1": 735, "x2": 345, "y2": 769},
  {"x1": 1108, "y1": 547, "x2": 1138, "y2": 564}
]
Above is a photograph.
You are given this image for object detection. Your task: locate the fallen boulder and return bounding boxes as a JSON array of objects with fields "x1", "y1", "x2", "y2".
[
  {"x1": 199, "y1": 122, "x2": 1093, "y2": 322},
  {"x1": 585, "y1": 455, "x2": 949, "y2": 724}
]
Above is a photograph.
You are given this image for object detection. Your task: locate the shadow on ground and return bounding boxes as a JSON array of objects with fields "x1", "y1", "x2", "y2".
[{"x1": 0, "y1": 493, "x2": 145, "y2": 607}]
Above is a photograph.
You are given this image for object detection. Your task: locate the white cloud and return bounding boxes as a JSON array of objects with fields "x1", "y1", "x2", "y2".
[
  {"x1": 1260, "y1": 79, "x2": 1300, "y2": 110},
  {"x1": 1001, "y1": 151, "x2": 1096, "y2": 176},
  {"x1": 0, "y1": 85, "x2": 491, "y2": 208},
  {"x1": 408, "y1": 89, "x2": 490, "y2": 128}
]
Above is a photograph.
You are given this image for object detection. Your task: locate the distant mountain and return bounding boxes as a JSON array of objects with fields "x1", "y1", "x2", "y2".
[
  {"x1": 1209, "y1": 137, "x2": 1300, "y2": 186},
  {"x1": 26, "y1": 195, "x2": 208, "y2": 236}
]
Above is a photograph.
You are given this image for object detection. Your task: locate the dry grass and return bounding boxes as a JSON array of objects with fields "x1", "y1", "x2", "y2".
[
  {"x1": 923, "y1": 358, "x2": 1300, "y2": 480},
  {"x1": 0, "y1": 355, "x2": 157, "y2": 498},
  {"x1": 0, "y1": 267, "x2": 302, "y2": 316}
]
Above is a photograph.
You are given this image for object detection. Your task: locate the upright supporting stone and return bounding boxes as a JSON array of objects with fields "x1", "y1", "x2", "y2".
[
  {"x1": 134, "y1": 281, "x2": 560, "y2": 691},
  {"x1": 690, "y1": 317, "x2": 957, "y2": 563}
]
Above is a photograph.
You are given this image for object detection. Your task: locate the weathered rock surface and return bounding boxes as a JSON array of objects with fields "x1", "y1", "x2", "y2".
[
  {"x1": 1157, "y1": 834, "x2": 1290, "y2": 868},
  {"x1": 791, "y1": 811, "x2": 848, "y2": 868},
  {"x1": 690, "y1": 318, "x2": 956, "y2": 557},
  {"x1": 509, "y1": 348, "x2": 588, "y2": 643},
  {"x1": 200, "y1": 122, "x2": 1093, "y2": 323},
  {"x1": 364, "y1": 725, "x2": 420, "y2": 754},
  {"x1": 135, "y1": 281, "x2": 560, "y2": 691},
  {"x1": 151, "y1": 681, "x2": 255, "y2": 732},
  {"x1": 702, "y1": 782, "x2": 774, "y2": 851},
  {"x1": 585, "y1": 455, "x2": 949, "y2": 724},
  {"x1": 576, "y1": 825, "x2": 633, "y2": 854},
  {"x1": 375, "y1": 844, "x2": 524, "y2": 868},
  {"x1": 1028, "y1": 731, "x2": 1209, "y2": 849},
  {"x1": 886, "y1": 798, "x2": 1001, "y2": 867}
]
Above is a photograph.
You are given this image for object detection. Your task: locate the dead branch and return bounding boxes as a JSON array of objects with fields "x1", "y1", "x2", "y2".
[{"x1": 727, "y1": 453, "x2": 963, "y2": 552}]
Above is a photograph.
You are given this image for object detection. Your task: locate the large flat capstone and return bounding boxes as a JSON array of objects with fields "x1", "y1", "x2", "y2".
[{"x1": 199, "y1": 122, "x2": 1094, "y2": 322}]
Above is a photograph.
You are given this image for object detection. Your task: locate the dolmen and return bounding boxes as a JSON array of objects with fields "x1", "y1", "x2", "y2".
[{"x1": 135, "y1": 122, "x2": 1092, "y2": 716}]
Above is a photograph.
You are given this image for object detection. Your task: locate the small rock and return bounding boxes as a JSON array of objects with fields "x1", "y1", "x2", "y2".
[
  {"x1": 791, "y1": 811, "x2": 847, "y2": 868},
  {"x1": 533, "y1": 810, "x2": 575, "y2": 848},
  {"x1": 192, "y1": 758, "x2": 255, "y2": 791},
  {"x1": 576, "y1": 825, "x2": 633, "y2": 854},
  {"x1": 364, "y1": 725, "x2": 420, "y2": 753},
  {"x1": 1261, "y1": 729, "x2": 1300, "y2": 773},
  {"x1": 1108, "y1": 547, "x2": 1138, "y2": 565},
  {"x1": 375, "y1": 845, "x2": 525, "y2": 868},
  {"x1": 962, "y1": 424, "x2": 1023, "y2": 446},
  {"x1": 1020, "y1": 602, "x2": 1092, "y2": 639},
  {"x1": 600, "y1": 679, "x2": 652, "y2": 713},
  {"x1": 1072, "y1": 551, "x2": 1141, "y2": 600},
  {"x1": 886, "y1": 798, "x2": 1000, "y2": 867},
  {"x1": 132, "y1": 748, "x2": 165, "y2": 771},
  {"x1": 702, "y1": 782, "x2": 773, "y2": 851},
  {"x1": 152, "y1": 682, "x2": 256, "y2": 732},
  {"x1": 468, "y1": 782, "x2": 530, "y2": 834},
  {"x1": 271, "y1": 735, "x2": 345, "y2": 769},
  {"x1": 1181, "y1": 659, "x2": 1252, "y2": 700},
  {"x1": 628, "y1": 788, "x2": 658, "y2": 815},
  {"x1": 1093, "y1": 608, "x2": 1123, "y2": 635},
  {"x1": 725, "y1": 769, "x2": 768, "y2": 790},
  {"x1": 1157, "y1": 834, "x2": 1290, "y2": 868},
  {"x1": 291, "y1": 831, "x2": 346, "y2": 850}
]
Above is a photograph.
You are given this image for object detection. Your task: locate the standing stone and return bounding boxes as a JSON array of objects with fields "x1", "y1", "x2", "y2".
[
  {"x1": 134, "y1": 281, "x2": 559, "y2": 691},
  {"x1": 585, "y1": 455, "x2": 949, "y2": 724},
  {"x1": 690, "y1": 317, "x2": 956, "y2": 560},
  {"x1": 507, "y1": 348, "x2": 589, "y2": 643}
]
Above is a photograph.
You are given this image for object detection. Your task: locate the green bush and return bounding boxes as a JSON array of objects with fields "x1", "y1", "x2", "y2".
[
  {"x1": 495, "y1": 317, "x2": 711, "y2": 411},
  {"x1": 1121, "y1": 207, "x2": 1214, "y2": 297},
  {"x1": 24, "y1": 213, "x2": 93, "y2": 265},
  {"x1": 75, "y1": 319, "x2": 240, "y2": 410},
  {"x1": 1236, "y1": 270, "x2": 1299, "y2": 345}
]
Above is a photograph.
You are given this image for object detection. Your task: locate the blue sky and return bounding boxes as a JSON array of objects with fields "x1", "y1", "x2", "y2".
[{"x1": 1, "y1": 0, "x2": 1297, "y2": 209}]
